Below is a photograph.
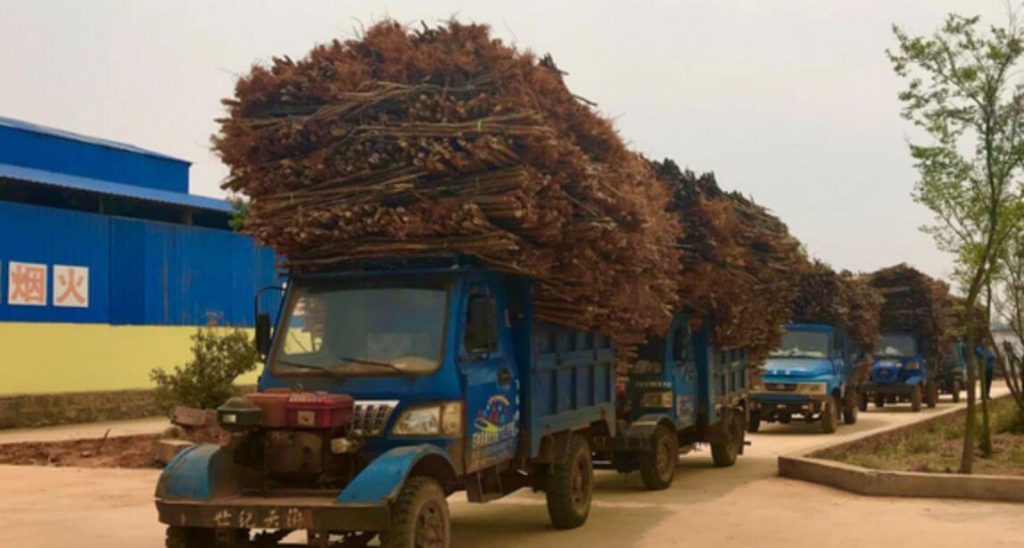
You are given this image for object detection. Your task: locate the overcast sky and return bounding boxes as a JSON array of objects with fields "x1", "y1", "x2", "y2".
[{"x1": 1, "y1": 0, "x2": 1014, "y2": 285}]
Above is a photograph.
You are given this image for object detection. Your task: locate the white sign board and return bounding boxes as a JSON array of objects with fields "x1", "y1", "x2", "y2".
[
  {"x1": 53, "y1": 264, "x2": 89, "y2": 308},
  {"x1": 8, "y1": 261, "x2": 47, "y2": 306}
]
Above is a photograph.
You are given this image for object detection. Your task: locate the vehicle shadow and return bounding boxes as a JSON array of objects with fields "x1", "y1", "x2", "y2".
[
  {"x1": 752, "y1": 416, "x2": 890, "y2": 436},
  {"x1": 450, "y1": 490, "x2": 673, "y2": 547}
]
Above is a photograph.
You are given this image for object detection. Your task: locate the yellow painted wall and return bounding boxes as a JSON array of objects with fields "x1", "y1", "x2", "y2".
[{"x1": 0, "y1": 323, "x2": 260, "y2": 395}]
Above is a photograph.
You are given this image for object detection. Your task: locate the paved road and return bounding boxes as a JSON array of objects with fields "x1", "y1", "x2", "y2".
[{"x1": 1, "y1": 390, "x2": 1020, "y2": 547}]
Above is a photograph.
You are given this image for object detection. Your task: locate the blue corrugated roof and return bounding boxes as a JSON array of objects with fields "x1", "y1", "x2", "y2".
[
  {"x1": 0, "y1": 116, "x2": 189, "y2": 164},
  {"x1": 0, "y1": 162, "x2": 231, "y2": 213}
]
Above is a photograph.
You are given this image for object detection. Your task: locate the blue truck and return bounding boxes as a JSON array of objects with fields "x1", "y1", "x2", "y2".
[
  {"x1": 594, "y1": 313, "x2": 750, "y2": 489},
  {"x1": 862, "y1": 332, "x2": 938, "y2": 411},
  {"x1": 748, "y1": 323, "x2": 862, "y2": 434},
  {"x1": 936, "y1": 340, "x2": 966, "y2": 403},
  {"x1": 154, "y1": 258, "x2": 616, "y2": 547}
]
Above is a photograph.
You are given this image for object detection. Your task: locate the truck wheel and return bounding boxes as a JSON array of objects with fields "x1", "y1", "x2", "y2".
[
  {"x1": 820, "y1": 397, "x2": 839, "y2": 434},
  {"x1": 926, "y1": 382, "x2": 939, "y2": 408},
  {"x1": 546, "y1": 433, "x2": 593, "y2": 529},
  {"x1": 166, "y1": 527, "x2": 248, "y2": 548},
  {"x1": 952, "y1": 380, "x2": 962, "y2": 403},
  {"x1": 874, "y1": 394, "x2": 885, "y2": 408},
  {"x1": 910, "y1": 385, "x2": 923, "y2": 412},
  {"x1": 842, "y1": 396, "x2": 858, "y2": 425},
  {"x1": 381, "y1": 476, "x2": 450, "y2": 548},
  {"x1": 639, "y1": 425, "x2": 678, "y2": 490},
  {"x1": 746, "y1": 409, "x2": 761, "y2": 433},
  {"x1": 711, "y1": 409, "x2": 745, "y2": 467}
]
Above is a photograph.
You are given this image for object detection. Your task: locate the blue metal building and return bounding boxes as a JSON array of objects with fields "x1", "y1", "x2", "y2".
[{"x1": 0, "y1": 116, "x2": 278, "y2": 395}]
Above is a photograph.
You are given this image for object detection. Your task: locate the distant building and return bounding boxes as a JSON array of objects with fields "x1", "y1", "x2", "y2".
[{"x1": 0, "y1": 116, "x2": 277, "y2": 402}]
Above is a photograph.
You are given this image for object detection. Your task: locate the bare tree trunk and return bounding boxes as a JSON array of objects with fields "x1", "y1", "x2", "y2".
[
  {"x1": 980, "y1": 283, "x2": 994, "y2": 457},
  {"x1": 960, "y1": 287, "x2": 982, "y2": 474}
]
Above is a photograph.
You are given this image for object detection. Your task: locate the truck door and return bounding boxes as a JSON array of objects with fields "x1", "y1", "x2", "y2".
[
  {"x1": 460, "y1": 279, "x2": 520, "y2": 473},
  {"x1": 671, "y1": 318, "x2": 698, "y2": 428}
]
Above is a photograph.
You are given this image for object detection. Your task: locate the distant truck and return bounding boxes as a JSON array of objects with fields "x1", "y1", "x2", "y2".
[
  {"x1": 154, "y1": 258, "x2": 616, "y2": 547},
  {"x1": 935, "y1": 340, "x2": 966, "y2": 403},
  {"x1": 861, "y1": 332, "x2": 939, "y2": 411},
  {"x1": 748, "y1": 323, "x2": 862, "y2": 434},
  {"x1": 594, "y1": 313, "x2": 749, "y2": 489}
]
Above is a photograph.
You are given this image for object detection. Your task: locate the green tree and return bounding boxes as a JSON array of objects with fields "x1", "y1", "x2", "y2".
[
  {"x1": 149, "y1": 328, "x2": 259, "y2": 411},
  {"x1": 889, "y1": 10, "x2": 1024, "y2": 473}
]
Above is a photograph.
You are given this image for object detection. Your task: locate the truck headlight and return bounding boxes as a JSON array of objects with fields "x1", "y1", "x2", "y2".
[
  {"x1": 905, "y1": 362, "x2": 920, "y2": 370},
  {"x1": 640, "y1": 391, "x2": 673, "y2": 408},
  {"x1": 795, "y1": 383, "x2": 827, "y2": 395},
  {"x1": 392, "y1": 402, "x2": 463, "y2": 437}
]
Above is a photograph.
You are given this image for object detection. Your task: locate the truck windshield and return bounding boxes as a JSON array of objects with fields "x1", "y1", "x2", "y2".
[
  {"x1": 770, "y1": 330, "x2": 829, "y2": 359},
  {"x1": 877, "y1": 334, "x2": 917, "y2": 357},
  {"x1": 271, "y1": 281, "x2": 448, "y2": 376}
]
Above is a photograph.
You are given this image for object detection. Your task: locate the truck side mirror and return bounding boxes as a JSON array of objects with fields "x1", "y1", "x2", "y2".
[
  {"x1": 255, "y1": 312, "x2": 272, "y2": 356},
  {"x1": 465, "y1": 295, "x2": 498, "y2": 355}
]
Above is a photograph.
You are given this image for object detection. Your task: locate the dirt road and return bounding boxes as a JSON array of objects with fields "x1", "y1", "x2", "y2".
[{"x1": 1, "y1": 392, "x2": 1020, "y2": 547}]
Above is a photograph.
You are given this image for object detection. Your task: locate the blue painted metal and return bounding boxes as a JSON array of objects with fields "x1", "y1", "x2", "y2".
[
  {"x1": 337, "y1": 445, "x2": 455, "y2": 504},
  {"x1": 0, "y1": 162, "x2": 229, "y2": 212},
  {"x1": 752, "y1": 323, "x2": 854, "y2": 427},
  {"x1": 624, "y1": 312, "x2": 748, "y2": 438},
  {"x1": 156, "y1": 444, "x2": 235, "y2": 500},
  {"x1": 0, "y1": 116, "x2": 190, "y2": 193},
  {"x1": 866, "y1": 331, "x2": 930, "y2": 394},
  {"x1": 0, "y1": 201, "x2": 279, "y2": 325}
]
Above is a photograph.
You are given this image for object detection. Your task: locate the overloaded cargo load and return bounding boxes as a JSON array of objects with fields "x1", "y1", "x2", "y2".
[
  {"x1": 650, "y1": 159, "x2": 806, "y2": 363},
  {"x1": 868, "y1": 264, "x2": 954, "y2": 362},
  {"x1": 791, "y1": 260, "x2": 882, "y2": 353},
  {"x1": 215, "y1": 20, "x2": 682, "y2": 344}
]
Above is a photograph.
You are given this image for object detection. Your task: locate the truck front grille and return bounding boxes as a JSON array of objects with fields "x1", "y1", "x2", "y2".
[
  {"x1": 353, "y1": 400, "x2": 398, "y2": 436},
  {"x1": 765, "y1": 383, "x2": 797, "y2": 392}
]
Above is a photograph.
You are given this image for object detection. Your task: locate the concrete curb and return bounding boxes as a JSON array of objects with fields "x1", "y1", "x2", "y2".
[{"x1": 778, "y1": 395, "x2": 1024, "y2": 503}]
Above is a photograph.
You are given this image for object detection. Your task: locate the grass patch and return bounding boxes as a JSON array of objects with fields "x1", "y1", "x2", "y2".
[{"x1": 835, "y1": 398, "x2": 1024, "y2": 476}]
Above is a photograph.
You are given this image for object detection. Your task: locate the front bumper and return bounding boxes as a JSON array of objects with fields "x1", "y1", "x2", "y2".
[
  {"x1": 156, "y1": 495, "x2": 390, "y2": 532},
  {"x1": 751, "y1": 393, "x2": 826, "y2": 418},
  {"x1": 863, "y1": 382, "x2": 915, "y2": 394}
]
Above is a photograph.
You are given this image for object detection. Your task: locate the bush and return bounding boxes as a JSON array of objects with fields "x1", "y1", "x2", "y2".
[{"x1": 150, "y1": 328, "x2": 259, "y2": 411}]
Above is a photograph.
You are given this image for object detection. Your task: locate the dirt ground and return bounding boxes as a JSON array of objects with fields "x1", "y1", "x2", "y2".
[
  {"x1": 1, "y1": 389, "x2": 1022, "y2": 548},
  {"x1": 0, "y1": 434, "x2": 161, "y2": 468}
]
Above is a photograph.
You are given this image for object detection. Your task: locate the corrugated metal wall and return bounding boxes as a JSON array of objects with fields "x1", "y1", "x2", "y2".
[{"x1": 0, "y1": 201, "x2": 279, "y2": 326}]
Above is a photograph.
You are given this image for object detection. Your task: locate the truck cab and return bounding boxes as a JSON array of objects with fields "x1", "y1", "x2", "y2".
[
  {"x1": 595, "y1": 313, "x2": 749, "y2": 490},
  {"x1": 154, "y1": 259, "x2": 615, "y2": 547},
  {"x1": 863, "y1": 331, "x2": 937, "y2": 411},
  {"x1": 749, "y1": 323, "x2": 859, "y2": 433},
  {"x1": 936, "y1": 339, "x2": 966, "y2": 403}
]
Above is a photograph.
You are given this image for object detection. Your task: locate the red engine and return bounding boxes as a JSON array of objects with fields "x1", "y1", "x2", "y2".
[{"x1": 244, "y1": 389, "x2": 354, "y2": 430}]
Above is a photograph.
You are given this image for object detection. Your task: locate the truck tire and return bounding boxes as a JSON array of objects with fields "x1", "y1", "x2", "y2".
[
  {"x1": 820, "y1": 397, "x2": 839, "y2": 433},
  {"x1": 952, "y1": 380, "x2": 962, "y2": 403},
  {"x1": 166, "y1": 527, "x2": 214, "y2": 548},
  {"x1": 711, "y1": 409, "x2": 745, "y2": 467},
  {"x1": 874, "y1": 393, "x2": 885, "y2": 408},
  {"x1": 910, "y1": 385, "x2": 923, "y2": 412},
  {"x1": 926, "y1": 382, "x2": 939, "y2": 408},
  {"x1": 842, "y1": 395, "x2": 858, "y2": 425},
  {"x1": 381, "y1": 476, "x2": 450, "y2": 548},
  {"x1": 546, "y1": 433, "x2": 593, "y2": 529},
  {"x1": 639, "y1": 425, "x2": 678, "y2": 490},
  {"x1": 746, "y1": 409, "x2": 761, "y2": 433}
]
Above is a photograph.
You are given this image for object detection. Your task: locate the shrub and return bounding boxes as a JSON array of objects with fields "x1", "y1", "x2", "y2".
[{"x1": 150, "y1": 328, "x2": 259, "y2": 411}]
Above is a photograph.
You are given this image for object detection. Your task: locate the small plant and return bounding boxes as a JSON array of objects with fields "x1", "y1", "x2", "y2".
[
  {"x1": 150, "y1": 328, "x2": 259, "y2": 411},
  {"x1": 905, "y1": 436, "x2": 937, "y2": 455}
]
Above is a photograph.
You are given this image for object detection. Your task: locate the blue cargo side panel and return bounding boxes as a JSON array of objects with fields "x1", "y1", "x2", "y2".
[{"x1": 527, "y1": 322, "x2": 615, "y2": 458}]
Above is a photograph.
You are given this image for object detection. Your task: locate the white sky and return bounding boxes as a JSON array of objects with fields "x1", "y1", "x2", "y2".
[{"x1": 1, "y1": 0, "x2": 1013, "y2": 284}]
